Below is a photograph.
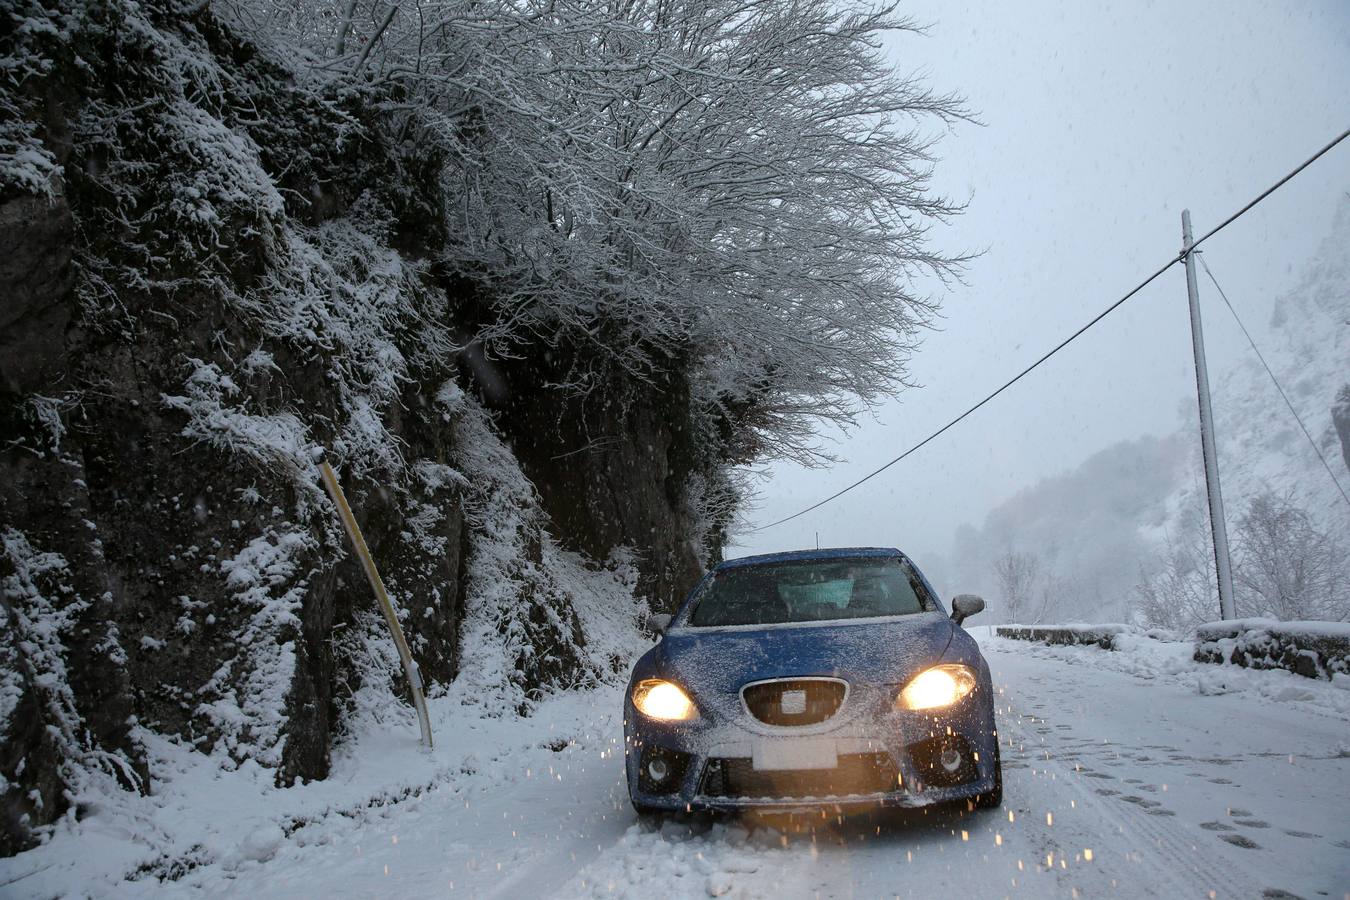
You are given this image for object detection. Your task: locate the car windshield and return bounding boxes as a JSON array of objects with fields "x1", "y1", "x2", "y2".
[{"x1": 687, "y1": 557, "x2": 934, "y2": 627}]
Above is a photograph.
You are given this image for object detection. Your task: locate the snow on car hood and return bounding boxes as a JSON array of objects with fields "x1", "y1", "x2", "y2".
[{"x1": 652, "y1": 612, "x2": 957, "y2": 697}]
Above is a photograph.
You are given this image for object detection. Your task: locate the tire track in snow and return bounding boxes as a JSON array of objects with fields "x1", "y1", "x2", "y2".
[
  {"x1": 990, "y1": 647, "x2": 1275, "y2": 900},
  {"x1": 998, "y1": 704, "x2": 1256, "y2": 899}
]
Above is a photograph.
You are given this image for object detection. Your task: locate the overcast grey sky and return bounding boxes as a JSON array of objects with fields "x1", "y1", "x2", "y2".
[{"x1": 728, "y1": 0, "x2": 1350, "y2": 567}]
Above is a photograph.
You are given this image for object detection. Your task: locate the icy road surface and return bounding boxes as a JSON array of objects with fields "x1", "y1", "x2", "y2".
[{"x1": 5, "y1": 634, "x2": 1348, "y2": 898}]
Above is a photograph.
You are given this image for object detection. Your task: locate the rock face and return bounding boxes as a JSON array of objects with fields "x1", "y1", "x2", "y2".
[
  {"x1": 480, "y1": 350, "x2": 705, "y2": 612},
  {"x1": 0, "y1": 191, "x2": 74, "y2": 394},
  {"x1": 0, "y1": 0, "x2": 712, "y2": 854}
]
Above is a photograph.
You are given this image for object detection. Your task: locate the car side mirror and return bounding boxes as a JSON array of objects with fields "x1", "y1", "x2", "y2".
[
  {"x1": 950, "y1": 594, "x2": 985, "y2": 625},
  {"x1": 645, "y1": 613, "x2": 672, "y2": 635}
]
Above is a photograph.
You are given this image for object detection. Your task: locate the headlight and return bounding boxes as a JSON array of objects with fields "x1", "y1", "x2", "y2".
[
  {"x1": 896, "y1": 664, "x2": 977, "y2": 711},
  {"x1": 632, "y1": 679, "x2": 698, "y2": 721}
]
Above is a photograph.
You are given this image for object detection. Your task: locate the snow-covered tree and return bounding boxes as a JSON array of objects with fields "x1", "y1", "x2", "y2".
[
  {"x1": 1234, "y1": 490, "x2": 1349, "y2": 622},
  {"x1": 230, "y1": 0, "x2": 969, "y2": 464},
  {"x1": 992, "y1": 550, "x2": 1039, "y2": 624}
]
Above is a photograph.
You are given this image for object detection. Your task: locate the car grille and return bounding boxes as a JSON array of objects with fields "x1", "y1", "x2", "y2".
[
  {"x1": 741, "y1": 679, "x2": 846, "y2": 726},
  {"x1": 698, "y1": 753, "x2": 899, "y2": 800}
]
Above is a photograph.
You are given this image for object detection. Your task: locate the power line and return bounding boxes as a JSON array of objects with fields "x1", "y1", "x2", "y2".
[
  {"x1": 752, "y1": 126, "x2": 1350, "y2": 533},
  {"x1": 1198, "y1": 254, "x2": 1350, "y2": 512}
]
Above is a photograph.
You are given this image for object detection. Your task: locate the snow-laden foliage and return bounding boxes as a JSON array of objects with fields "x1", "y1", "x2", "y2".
[
  {"x1": 228, "y1": 0, "x2": 967, "y2": 464},
  {"x1": 0, "y1": 0, "x2": 65, "y2": 196},
  {"x1": 230, "y1": 219, "x2": 455, "y2": 478}
]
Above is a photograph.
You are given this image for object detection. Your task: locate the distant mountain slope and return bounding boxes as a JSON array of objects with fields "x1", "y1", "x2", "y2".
[{"x1": 936, "y1": 434, "x2": 1189, "y2": 623}]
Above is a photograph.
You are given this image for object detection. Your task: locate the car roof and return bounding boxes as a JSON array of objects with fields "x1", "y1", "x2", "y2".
[{"x1": 713, "y1": 547, "x2": 905, "y2": 571}]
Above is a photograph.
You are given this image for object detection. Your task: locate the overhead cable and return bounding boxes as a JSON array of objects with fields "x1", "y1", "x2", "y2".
[{"x1": 752, "y1": 126, "x2": 1350, "y2": 533}]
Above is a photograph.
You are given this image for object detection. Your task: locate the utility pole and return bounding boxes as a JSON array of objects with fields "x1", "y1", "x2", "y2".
[{"x1": 1181, "y1": 209, "x2": 1236, "y2": 620}]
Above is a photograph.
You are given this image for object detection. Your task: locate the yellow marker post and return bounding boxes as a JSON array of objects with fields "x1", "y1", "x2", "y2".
[{"x1": 319, "y1": 459, "x2": 433, "y2": 748}]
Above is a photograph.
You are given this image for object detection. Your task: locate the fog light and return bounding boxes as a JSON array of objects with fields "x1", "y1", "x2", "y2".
[
  {"x1": 940, "y1": 747, "x2": 962, "y2": 773},
  {"x1": 646, "y1": 758, "x2": 670, "y2": 783}
]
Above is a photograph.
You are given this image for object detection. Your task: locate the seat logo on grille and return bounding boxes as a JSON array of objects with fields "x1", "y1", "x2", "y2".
[{"x1": 780, "y1": 689, "x2": 807, "y2": 715}]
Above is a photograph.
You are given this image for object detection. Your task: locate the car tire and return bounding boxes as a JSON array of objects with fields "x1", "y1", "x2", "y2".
[{"x1": 975, "y1": 743, "x2": 1003, "y2": 809}]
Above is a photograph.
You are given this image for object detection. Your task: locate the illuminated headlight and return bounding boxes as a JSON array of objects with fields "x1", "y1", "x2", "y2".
[
  {"x1": 632, "y1": 679, "x2": 698, "y2": 721},
  {"x1": 896, "y1": 664, "x2": 977, "y2": 711}
]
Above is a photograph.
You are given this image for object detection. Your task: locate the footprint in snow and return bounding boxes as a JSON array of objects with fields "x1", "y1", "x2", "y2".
[
  {"x1": 1094, "y1": 788, "x2": 1120, "y2": 797},
  {"x1": 1227, "y1": 808, "x2": 1254, "y2": 817},
  {"x1": 1208, "y1": 777, "x2": 1233, "y2": 785},
  {"x1": 1117, "y1": 795, "x2": 1161, "y2": 808},
  {"x1": 1220, "y1": 833, "x2": 1261, "y2": 849},
  {"x1": 1200, "y1": 822, "x2": 1235, "y2": 832},
  {"x1": 1146, "y1": 808, "x2": 1176, "y2": 816},
  {"x1": 706, "y1": 872, "x2": 735, "y2": 897},
  {"x1": 1260, "y1": 890, "x2": 1307, "y2": 900},
  {"x1": 1281, "y1": 830, "x2": 1319, "y2": 839},
  {"x1": 1234, "y1": 819, "x2": 1269, "y2": 829}
]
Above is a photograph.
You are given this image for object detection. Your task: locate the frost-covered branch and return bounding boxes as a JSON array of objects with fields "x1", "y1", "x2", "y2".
[{"x1": 233, "y1": 0, "x2": 969, "y2": 464}]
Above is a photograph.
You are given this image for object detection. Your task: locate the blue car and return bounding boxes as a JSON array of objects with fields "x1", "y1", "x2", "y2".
[{"x1": 623, "y1": 547, "x2": 1001, "y2": 815}]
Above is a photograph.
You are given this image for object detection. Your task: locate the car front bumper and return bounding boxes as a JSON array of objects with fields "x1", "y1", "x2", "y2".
[{"x1": 624, "y1": 691, "x2": 999, "y2": 812}]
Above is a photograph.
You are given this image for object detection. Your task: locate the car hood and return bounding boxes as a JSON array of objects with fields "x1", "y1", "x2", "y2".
[{"x1": 649, "y1": 612, "x2": 957, "y2": 696}]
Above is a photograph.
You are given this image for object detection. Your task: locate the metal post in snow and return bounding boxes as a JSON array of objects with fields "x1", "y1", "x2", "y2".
[
  {"x1": 319, "y1": 459, "x2": 434, "y2": 748},
  {"x1": 1181, "y1": 209, "x2": 1236, "y2": 620}
]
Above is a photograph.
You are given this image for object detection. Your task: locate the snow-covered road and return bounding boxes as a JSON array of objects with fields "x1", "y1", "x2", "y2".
[{"x1": 6, "y1": 636, "x2": 1348, "y2": 898}]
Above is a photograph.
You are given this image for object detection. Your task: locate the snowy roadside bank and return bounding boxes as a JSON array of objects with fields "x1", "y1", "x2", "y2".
[
  {"x1": 0, "y1": 677, "x2": 634, "y2": 897},
  {"x1": 995, "y1": 623, "x2": 1143, "y2": 649},
  {"x1": 976, "y1": 631, "x2": 1350, "y2": 720},
  {"x1": 1195, "y1": 618, "x2": 1350, "y2": 680}
]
